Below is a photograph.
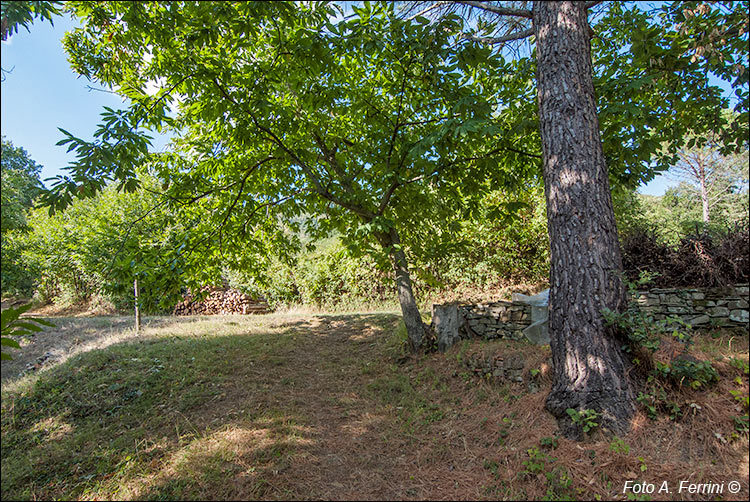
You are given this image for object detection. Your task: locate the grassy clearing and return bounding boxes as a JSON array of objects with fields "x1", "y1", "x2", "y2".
[{"x1": 1, "y1": 314, "x2": 748, "y2": 500}]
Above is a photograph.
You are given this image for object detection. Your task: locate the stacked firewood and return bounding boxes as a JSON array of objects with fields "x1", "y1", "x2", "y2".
[{"x1": 173, "y1": 286, "x2": 270, "y2": 315}]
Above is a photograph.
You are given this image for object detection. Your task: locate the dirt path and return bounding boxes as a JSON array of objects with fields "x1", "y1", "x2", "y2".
[
  {"x1": 256, "y1": 315, "x2": 424, "y2": 500},
  {"x1": 133, "y1": 313, "x2": 528, "y2": 500}
]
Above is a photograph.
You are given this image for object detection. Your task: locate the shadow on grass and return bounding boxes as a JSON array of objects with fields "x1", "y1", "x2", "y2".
[{"x1": 1, "y1": 314, "x2": 403, "y2": 500}]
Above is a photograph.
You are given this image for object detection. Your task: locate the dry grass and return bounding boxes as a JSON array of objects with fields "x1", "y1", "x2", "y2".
[{"x1": 1, "y1": 314, "x2": 747, "y2": 500}]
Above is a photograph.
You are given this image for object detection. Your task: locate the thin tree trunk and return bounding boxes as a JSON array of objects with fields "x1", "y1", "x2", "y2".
[
  {"x1": 533, "y1": 1, "x2": 635, "y2": 438},
  {"x1": 377, "y1": 228, "x2": 424, "y2": 353},
  {"x1": 134, "y1": 277, "x2": 141, "y2": 334},
  {"x1": 699, "y1": 164, "x2": 710, "y2": 223}
]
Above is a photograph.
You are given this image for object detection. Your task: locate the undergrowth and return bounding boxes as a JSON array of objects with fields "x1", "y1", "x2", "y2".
[{"x1": 601, "y1": 273, "x2": 749, "y2": 443}]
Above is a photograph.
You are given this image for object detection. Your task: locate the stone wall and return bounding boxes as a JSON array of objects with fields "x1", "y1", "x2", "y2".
[
  {"x1": 431, "y1": 301, "x2": 532, "y2": 352},
  {"x1": 431, "y1": 284, "x2": 749, "y2": 351},
  {"x1": 634, "y1": 284, "x2": 749, "y2": 328},
  {"x1": 463, "y1": 351, "x2": 526, "y2": 384}
]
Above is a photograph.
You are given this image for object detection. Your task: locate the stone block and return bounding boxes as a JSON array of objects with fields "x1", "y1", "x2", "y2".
[
  {"x1": 728, "y1": 299, "x2": 749, "y2": 309},
  {"x1": 663, "y1": 294, "x2": 687, "y2": 306},
  {"x1": 432, "y1": 303, "x2": 462, "y2": 352},
  {"x1": 729, "y1": 309, "x2": 749, "y2": 323},
  {"x1": 715, "y1": 317, "x2": 735, "y2": 327},
  {"x1": 667, "y1": 306, "x2": 689, "y2": 314},
  {"x1": 692, "y1": 292, "x2": 705, "y2": 300},
  {"x1": 638, "y1": 306, "x2": 659, "y2": 314},
  {"x1": 506, "y1": 331, "x2": 524, "y2": 341},
  {"x1": 709, "y1": 307, "x2": 730, "y2": 317},
  {"x1": 688, "y1": 315, "x2": 710, "y2": 326}
]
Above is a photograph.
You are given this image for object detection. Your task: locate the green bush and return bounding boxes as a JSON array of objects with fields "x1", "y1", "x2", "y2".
[
  {"x1": 17, "y1": 179, "x2": 187, "y2": 313},
  {"x1": 226, "y1": 237, "x2": 392, "y2": 309}
]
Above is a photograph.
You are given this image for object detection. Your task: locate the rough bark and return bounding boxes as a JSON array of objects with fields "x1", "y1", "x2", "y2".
[
  {"x1": 533, "y1": 1, "x2": 635, "y2": 438},
  {"x1": 377, "y1": 228, "x2": 425, "y2": 353}
]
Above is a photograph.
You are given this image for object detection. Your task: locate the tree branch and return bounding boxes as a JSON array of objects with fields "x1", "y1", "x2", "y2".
[
  {"x1": 145, "y1": 73, "x2": 194, "y2": 116},
  {"x1": 378, "y1": 180, "x2": 400, "y2": 216},
  {"x1": 386, "y1": 54, "x2": 414, "y2": 174},
  {"x1": 183, "y1": 155, "x2": 275, "y2": 260},
  {"x1": 464, "y1": 27, "x2": 534, "y2": 45},
  {"x1": 211, "y1": 80, "x2": 381, "y2": 221},
  {"x1": 241, "y1": 190, "x2": 304, "y2": 236},
  {"x1": 377, "y1": 143, "x2": 541, "y2": 216},
  {"x1": 212, "y1": 78, "x2": 330, "y2": 194},
  {"x1": 455, "y1": 1, "x2": 532, "y2": 18},
  {"x1": 311, "y1": 131, "x2": 356, "y2": 194},
  {"x1": 405, "y1": 1, "x2": 452, "y2": 21}
]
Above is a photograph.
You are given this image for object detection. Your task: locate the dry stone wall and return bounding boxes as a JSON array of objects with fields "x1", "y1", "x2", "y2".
[
  {"x1": 634, "y1": 284, "x2": 749, "y2": 328},
  {"x1": 462, "y1": 302, "x2": 532, "y2": 340},
  {"x1": 431, "y1": 284, "x2": 749, "y2": 351},
  {"x1": 431, "y1": 301, "x2": 531, "y2": 352}
]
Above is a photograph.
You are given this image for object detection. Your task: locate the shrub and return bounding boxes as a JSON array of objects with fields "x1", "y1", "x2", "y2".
[{"x1": 621, "y1": 224, "x2": 749, "y2": 287}]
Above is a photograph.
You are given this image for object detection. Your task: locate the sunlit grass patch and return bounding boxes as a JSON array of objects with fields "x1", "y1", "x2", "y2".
[{"x1": 1, "y1": 319, "x2": 302, "y2": 501}]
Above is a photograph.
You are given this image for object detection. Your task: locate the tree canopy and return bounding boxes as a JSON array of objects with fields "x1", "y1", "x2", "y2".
[
  {"x1": 1, "y1": 137, "x2": 42, "y2": 233},
  {"x1": 1, "y1": 137, "x2": 44, "y2": 295}
]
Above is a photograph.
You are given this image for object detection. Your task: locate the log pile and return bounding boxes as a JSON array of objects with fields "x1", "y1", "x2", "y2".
[{"x1": 173, "y1": 286, "x2": 270, "y2": 315}]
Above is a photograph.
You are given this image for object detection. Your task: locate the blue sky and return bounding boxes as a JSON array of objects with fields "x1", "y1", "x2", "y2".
[
  {"x1": 1, "y1": 15, "x2": 170, "y2": 186},
  {"x1": 0, "y1": 10, "x2": 701, "y2": 196}
]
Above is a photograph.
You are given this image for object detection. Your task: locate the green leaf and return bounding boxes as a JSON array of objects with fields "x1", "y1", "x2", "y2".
[{"x1": 0, "y1": 337, "x2": 22, "y2": 349}]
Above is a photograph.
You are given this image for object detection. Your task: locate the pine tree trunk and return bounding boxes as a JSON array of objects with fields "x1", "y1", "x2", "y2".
[
  {"x1": 533, "y1": 1, "x2": 635, "y2": 438},
  {"x1": 377, "y1": 228, "x2": 424, "y2": 353}
]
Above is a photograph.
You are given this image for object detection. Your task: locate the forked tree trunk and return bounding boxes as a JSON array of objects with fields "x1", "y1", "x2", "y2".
[
  {"x1": 533, "y1": 1, "x2": 635, "y2": 438},
  {"x1": 377, "y1": 228, "x2": 424, "y2": 353}
]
